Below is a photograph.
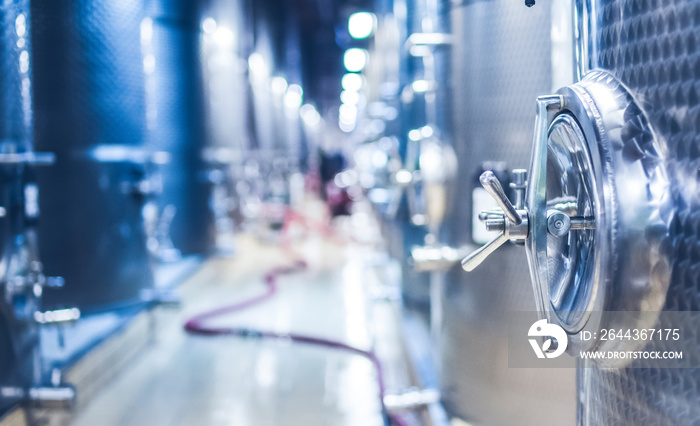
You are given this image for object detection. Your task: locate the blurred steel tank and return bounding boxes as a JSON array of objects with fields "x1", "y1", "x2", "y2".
[
  {"x1": 574, "y1": 0, "x2": 700, "y2": 423},
  {"x1": 0, "y1": 0, "x2": 38, "y2": 414},
  {"x1": 242, "y1": 0, "x2": 306, "y2": 233},
  {"x1": 392, "y1": 0, "x2": 441, "y2": 310},
  {"x1": 200, "y1": 0, "x2": 252, "y2": 239},
  {"x1": 143, "y1": 0, "x2": 216, "y2": 257},
  {"x1": 31, "y1": 0, "x2": 154, "y2": 312},
  {"x1": 440, "y1": 0, "x2": 576, "y2": 424}
]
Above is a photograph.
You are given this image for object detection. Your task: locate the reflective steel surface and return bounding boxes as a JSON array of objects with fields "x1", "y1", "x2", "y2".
[
  {"x1": 442, "y1": 1, "x2": 576, "y2": 424},
  {"x1": 578, "y1": 0, "x2": 700, "y2": 423},
  {"x1": 545, "y1": 114, "x2": 596, "y2": 325}
]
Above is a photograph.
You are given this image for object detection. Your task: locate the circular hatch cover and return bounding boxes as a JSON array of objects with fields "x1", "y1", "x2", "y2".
[{"x1": 532, "y1": 71, "x2": 674, "y2": 357}]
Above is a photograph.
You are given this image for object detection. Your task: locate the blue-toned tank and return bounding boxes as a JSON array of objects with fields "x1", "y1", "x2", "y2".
[
  {"x1": 31, "y1": 0, "x2": 154, "y2": 312},
  {"x1": 143, "y1": 0, "x2": 216, "y2": 257}
]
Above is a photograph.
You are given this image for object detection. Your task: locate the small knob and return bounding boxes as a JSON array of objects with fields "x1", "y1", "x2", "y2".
[
  {"x1": 511, "y1": 169, "x2": 528, "y2": 185},
  {"x1": 547, "y1": 210, "x2": 571, "y2": 237}
]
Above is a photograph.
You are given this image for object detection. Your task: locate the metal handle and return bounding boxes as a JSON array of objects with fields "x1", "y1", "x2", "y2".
[
  {"x1": 525, "y1": 95, "x2": 563, "y2": 314},
  {"x1": 412, "y1": 245, "x2": 475, "y2": 272},
  {"x1": 480, "y1": 171, "x2": 521, "y2": 225},
  {"x1": 461, "y1": 232, "x2": 509, "y2": 271},
  {"x1": 460, "y1": 171, "x2": 529, "y2": 271}
]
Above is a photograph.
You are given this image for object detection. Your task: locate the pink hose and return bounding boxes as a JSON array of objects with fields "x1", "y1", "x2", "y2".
[{"x1": 184, "y1": 260, "x2": 410, "y2": 426}]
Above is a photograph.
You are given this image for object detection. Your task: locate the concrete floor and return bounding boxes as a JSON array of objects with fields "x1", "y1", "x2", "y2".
[{"x1": 68, "y1": 230, "x2": 413, "y2": 426}]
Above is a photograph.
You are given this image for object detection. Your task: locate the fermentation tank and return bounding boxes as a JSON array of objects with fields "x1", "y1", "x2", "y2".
[
  {"x1": 143, "y1": 0, "x2": 216, "y2": 257},
  {"x1": 244, "y1": 0, "x2": 305, "y2": 227},
  {"x1": 576, "y1": 0, "x2": 700, "y2": 423},
  {"x1": 200, "y1": 0, "x2": 251, "y2": 236},
  {"x1": 31, "y1": 0, "x2": 154, "y2": 312},
  {"x1": 393, "y1": 0, "x2": 440, "y2": 309},
  {"x1": 458, "y1": 0, "x2": 700, "y2": 424},
  {"x1": 440, "y1": 0, "x2": 576, "y2": 424}
]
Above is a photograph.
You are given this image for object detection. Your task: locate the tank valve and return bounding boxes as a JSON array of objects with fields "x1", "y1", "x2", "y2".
[
  {"x1": 461, "y1": 170, "x2": 528, "y2": 271},
  {"x1": 461, "y1": 168, "x2": 594, "y2": 272}
]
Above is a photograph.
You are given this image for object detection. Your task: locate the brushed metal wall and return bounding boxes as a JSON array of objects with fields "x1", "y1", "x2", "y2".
[
  {"x1": 440, "y1": 1, "x2": 576, "y2": 424},
  {"x1": 579, "y1": 0, "x2": 700, "y2": 424}
]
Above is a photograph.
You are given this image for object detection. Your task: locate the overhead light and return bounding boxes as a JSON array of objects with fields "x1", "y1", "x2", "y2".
[
  {"x1": 271, "y1": 76, "x2": 288, "y2": 95},
  {"x1": 15, "y1": 14, "x2": 26, "y2": 38},
  {"x1": 408, "y1": 129, "x2": 422, "y2": 141},
  {"x1": 140, "y1": 18, "x2": 153, "y2": 45},
  {"x1": 300, "y1": 104, "x2": 321, "y2": 127},
  {"x1": 395, "y1": 169, "x2": 413, "y2": 184},
  {"x1": 339, "y1": 121, "x2": 356, "y2": 133},
  {"x1": 213, "y1": 27, "x2": 235, "y2": 47},
  {"x1": 339, "y1": 104, "x2": 358, "y2": 122},
  {"x1": 340, "y1": 90, "x2": 360, "y2": 106},
  {"x1": 284, "y1": 84, "x2": 303, "y2": 109},
  {"x1": 202, "y1": 17, "x2": 217, "y2": 34},
  {"x1": 248, "y1": 53, "x2": 268, "y2": 77},
  {"x1": 344, "y1": 48, "x2": 368, "y2": 72},
  {"x1": 348, "y1": 12, "x2": 375, "y2": 39},
  {"x1": 411, "y1": 79, "x2": 431, "y2": 93},
  {"x1": 341, "y1": 73, "x2": 363, "y2": 92}
]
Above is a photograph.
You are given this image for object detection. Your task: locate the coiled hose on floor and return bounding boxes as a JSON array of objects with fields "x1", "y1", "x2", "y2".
[{"x1": 184, "y1": 259, "x2": 409, "y2": 426}]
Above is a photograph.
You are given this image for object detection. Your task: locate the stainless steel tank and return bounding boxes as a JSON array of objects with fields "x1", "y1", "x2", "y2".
[
  {"x1": 455, "y1": 0, "x2": 700, "y2": 424},
  {"x1": 243, "y1": 0, "x2": 305, "y2": 230},
  {"x1": 31, "y1": 0, "x2": 154, "y2": 312},
  {"x1": 144, "y1": 0, "x2": 216, "y2": 257},
  {"x1": 440, "y1": 1, "x2": 576, "y2": 424},
  {"x1": 393, "y1": 0, "x2": 442, "y2": 309},
  {"x1": 200, "y1": 0, "x2": 251, "y2": 237},
  {"x1": 576, "y1": 0, "x2": 700, "y2": 423}
]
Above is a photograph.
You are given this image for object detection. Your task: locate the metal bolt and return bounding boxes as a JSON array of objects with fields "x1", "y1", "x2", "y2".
[
  {"x1": 547, "y1": 210, "x2": 571, "y2": 237},
  {"x1": 485, "y1": 218, "x2": 506, "y2": 232},
  {"x1": 510, "y1": 169, "x2": 528, "y2": 210}
]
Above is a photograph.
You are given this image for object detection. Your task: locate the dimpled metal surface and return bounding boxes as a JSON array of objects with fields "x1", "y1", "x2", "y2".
[
  {"x1": 580, "y1": 0, "x2": 700, "y2": 424},
  {"x1": 442, "y1": 1, "x2": 576, "y2": 425},
  {"x1": 0, "y1": 0, "x2": 31, "y2": 151}
]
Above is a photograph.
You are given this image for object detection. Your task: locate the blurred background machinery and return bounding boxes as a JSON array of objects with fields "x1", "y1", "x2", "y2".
[{"x1": 0, "y1": 0, "x2": 697, "y2": 425}]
